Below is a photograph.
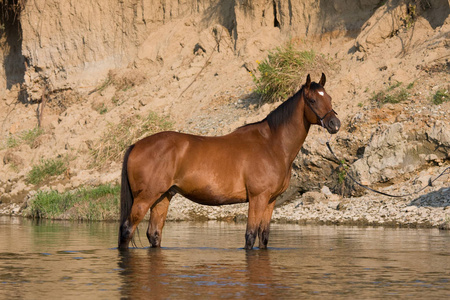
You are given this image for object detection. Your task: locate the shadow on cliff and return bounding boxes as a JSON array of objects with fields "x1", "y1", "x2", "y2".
[{"x1": 1, "y1": 0, "x2": 27, "y2": 101}]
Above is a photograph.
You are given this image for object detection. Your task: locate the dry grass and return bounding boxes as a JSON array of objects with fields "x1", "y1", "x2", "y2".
[
  {"x1": 253, "y1": 42, "x2": 332, "y2": 104},
  {"x1": 97, "y1": 69, "x2": 146, "y2": 93},
  {"x1": 91, "y1": 112, "x2": 173, "y2": 166}
]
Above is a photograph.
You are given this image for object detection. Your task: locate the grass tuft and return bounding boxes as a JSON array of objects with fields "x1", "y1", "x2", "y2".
[
  {"x1": 432, "y1": 89, "x2": 450, "y2": 105},
  {"x1": 27, "y1": 157, "x2": 67, "y2": 185},
  {"x1": 96, "y1": 69, "x2": 146, "y2": 93},
  {"x1": 252, "y1": 42, "x2": 331, "y2": 104},
  {"x1": 371, "y1": 83, "x2": 410, "y2": 106},
  {"x1": 21, "y1": 127, "x2": 44, "y2": 147},
  {"x1": 1, "y1": 127, "x2": 44, "y2": 150}
]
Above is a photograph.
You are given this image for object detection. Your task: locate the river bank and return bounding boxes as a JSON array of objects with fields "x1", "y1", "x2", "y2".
[{"x1": 1, "y1": 167, "x2": 448, "y2": 229}]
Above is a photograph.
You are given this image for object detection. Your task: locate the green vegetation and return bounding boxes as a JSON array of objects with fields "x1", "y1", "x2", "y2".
[
  {"x1": 97, "y1": 103, "x2": 108, "y2": 114},
  {"x1": 432, "y1": 89, "x2": 450, "y2": 105},
  {"x1": 27, "y1": 157, "x2": 67, "y2": 185},
  {"x1": 252, "y1": 42, "x2": 331, "y2": 104},
  {"x1": 337, "y1": 159, "x2": 348, "y2": 184},
  {"x1": 2, "y1": 127, "x2": 44, "y2": 149},
  {"x1": 371, "y1": 82, "x2": 410, "y2": 106},
  {"x1": 22, "y1": 127, "x2": 44, "y2": 146},
  {"x1": 5, "y1": 134, "x2": 19, "y2": 149},
  {"x1": 24, "y1": 184, "x2": 120, "y2": 221},
  {"x1": 96, "y1": 73, "x2": 113, "y2": 93},
  {"x1": 405, "y1": 3, "x2": 417, "y2": 29},
  {"x1": 91, "y1": 111, "x2": 173, "y2": 166}
]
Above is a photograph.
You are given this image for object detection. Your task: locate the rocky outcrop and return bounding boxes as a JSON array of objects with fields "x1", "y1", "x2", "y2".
[{"x1": 351, "y1": 120, "x2": 450, "y2": 186}]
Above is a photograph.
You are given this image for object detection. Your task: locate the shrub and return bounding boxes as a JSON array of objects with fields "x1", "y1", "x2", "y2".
[
  {"x1": 253, "y1": 42, "x2": 331, "y2": 104},
  {"x1": 432, "y1": 89, "x2": 450, "y2": 105}
]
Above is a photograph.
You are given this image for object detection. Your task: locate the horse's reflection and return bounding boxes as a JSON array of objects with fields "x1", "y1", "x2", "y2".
[
  {"x1": 119, "y1": 248, "x2": 169, "y2": 299},
  {"x1": 118, "y1": 248, "x2": 275, "y2": 298},
  {"x1": 245, "y1": 250, "x2": 274, "y2": 286}
]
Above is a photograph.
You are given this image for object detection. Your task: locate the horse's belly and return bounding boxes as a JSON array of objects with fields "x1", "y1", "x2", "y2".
[
  {"x1": 174, "y1": 164, "x2": 248, "y2": 206},
  {"x1": 176, "y1": 186, "x2": 247, "y2": 206}
]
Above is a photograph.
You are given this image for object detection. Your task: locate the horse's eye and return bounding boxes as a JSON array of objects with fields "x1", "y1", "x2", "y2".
[{"x1": 309, "y1": 98, "x2": 316, "y2": 103}]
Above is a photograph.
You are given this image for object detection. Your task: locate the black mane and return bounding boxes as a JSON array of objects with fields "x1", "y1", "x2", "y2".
[
  {"x1": 238, "y1": 83, "x2": 325, "y2": 132},
  {"x1": 264, "y1": 87, "x2": 303, "y2": 131}
]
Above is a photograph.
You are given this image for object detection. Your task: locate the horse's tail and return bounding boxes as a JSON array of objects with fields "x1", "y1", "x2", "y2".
[{"x1": 120, "y1": 144, "x2": 135, "y2": 228}]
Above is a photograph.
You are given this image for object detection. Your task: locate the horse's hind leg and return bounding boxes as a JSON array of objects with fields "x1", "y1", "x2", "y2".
[
  {"x1": 147, "y1": 193, "x2": 172, "y2": 247},
  {"x1": 120, "y1": 194, "x2": 158, "y2": 249}
]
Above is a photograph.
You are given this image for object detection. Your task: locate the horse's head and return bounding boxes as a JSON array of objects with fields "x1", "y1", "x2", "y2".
[{"x1": 303, "y1": 73, "x2": 340, "y2": 134}]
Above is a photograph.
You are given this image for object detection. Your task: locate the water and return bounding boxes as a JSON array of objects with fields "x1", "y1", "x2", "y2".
[{"x1": 1, "y1": 216, "x2": 449, "y2": 299}]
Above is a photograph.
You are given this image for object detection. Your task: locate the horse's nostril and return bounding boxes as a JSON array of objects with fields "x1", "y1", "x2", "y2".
[
  {"x1": 328, "y1": 118, "x2": 340, "y2": 133},
  {"x1": 329, "y1": 119, "x2": 336, "y2": 128}
]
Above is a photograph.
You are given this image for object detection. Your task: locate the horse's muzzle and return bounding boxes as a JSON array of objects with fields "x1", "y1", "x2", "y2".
[{"x1": 325, "y1": 116, "x2": 341, "y2": 134}]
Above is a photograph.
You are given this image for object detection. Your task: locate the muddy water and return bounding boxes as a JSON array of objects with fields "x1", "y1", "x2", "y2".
[{"x1": 0, "y1": 216, "x2": 449, "y2": 299}]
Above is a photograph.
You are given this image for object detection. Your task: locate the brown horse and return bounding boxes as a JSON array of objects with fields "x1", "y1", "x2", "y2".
[{"x1": 118, "y1": 73, "x2": 340, "y2": 250}]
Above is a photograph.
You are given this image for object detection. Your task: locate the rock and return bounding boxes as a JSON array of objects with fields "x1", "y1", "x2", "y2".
[
  {"x1": 355, "y1": 1, "x2": 408, "y2": 52},
  {"x1": 12, "y1": 204, "x2": 21, "y2": 214},
  {"x1": 10, "y1": 181, "x2": 28, "y2": 197},
  {"x1": 302, "y1": 191, "x2": 327, "y2": 204},
  {"x1": 327, "y1": 194, "x2": 342, "y2": 202},
  {"x1": 55, "y1": 183, "x2": 65, "y2": 194},
  {"x1": 401, "y1": 206, "x2": 418, "y2": 213},
  {"x1": 428, "y1": 121, "x2": 450, "y2": 148},
  {"x1": 3, "y1": 150, "x2": 24, "y2": 166},
  {"x1": 321, "y1": 186, "x2": 332, "y2": 196},
  {"x1": 350, "y1": 121, "x2": 450, "y2": 186},
  {"x1": 327, "y1": 201, "x2": 341, "y2": 210}
]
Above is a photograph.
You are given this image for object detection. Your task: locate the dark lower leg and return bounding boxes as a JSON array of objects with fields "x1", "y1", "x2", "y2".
[
  {"x1": 245, "y1": 228, "x2": 258, "y2": 250},
  {"x1": 258, "y1": 200, "x2": 275, "y2": 249},
  {"x1": 118, "y1": 220, "x2": 133, "y2": 250},
  {"x1": 258, "y1": 225, "x2": 270, "y2": 249},
  {"x1": 119, "y1": 201, "x2": 151, "y2": 250},
  {"x1": 147, "y1": 196, "x2": 171, "y2": 248},
  {"x1": 147, "y1": 230, "x2": 161, "y2": 247}
]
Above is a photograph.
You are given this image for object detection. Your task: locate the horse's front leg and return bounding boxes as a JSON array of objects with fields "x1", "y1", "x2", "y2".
[
  {"x1": 258, "y1": 200, "x2": 276, "y2": 249},
  {"x1": 147, "y1": 194, "x2": 171, "y2": 247},
  {"x1": 245, "y1": 192, "x2": 270, "y2": 250}
]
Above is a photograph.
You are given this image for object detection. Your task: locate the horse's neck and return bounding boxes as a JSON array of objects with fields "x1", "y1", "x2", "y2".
[{"x1": 273, "y1": 100, "x2": 311, "y2": 165}]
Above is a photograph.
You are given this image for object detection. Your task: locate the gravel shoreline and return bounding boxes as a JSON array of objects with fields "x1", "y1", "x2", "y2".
[
  {"x1": 1, "y1": 175, "x2": 449, "y2": 229},
  {"x1": 164, "y1": 185, "x2": 450, "y2": 229}
]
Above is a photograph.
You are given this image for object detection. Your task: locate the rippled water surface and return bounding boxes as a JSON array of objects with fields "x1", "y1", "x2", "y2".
[{"x1": 1, "y1": 216, "x2": 449, "y2": 299}]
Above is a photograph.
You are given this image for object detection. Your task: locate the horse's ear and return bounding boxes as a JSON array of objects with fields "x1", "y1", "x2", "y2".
[
  {"x1": 319, "y1": 73, "x2": 326, "y2": 86},
  {"x1": 305, "y1": 74, "x2": 311, "y2": 89}
]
